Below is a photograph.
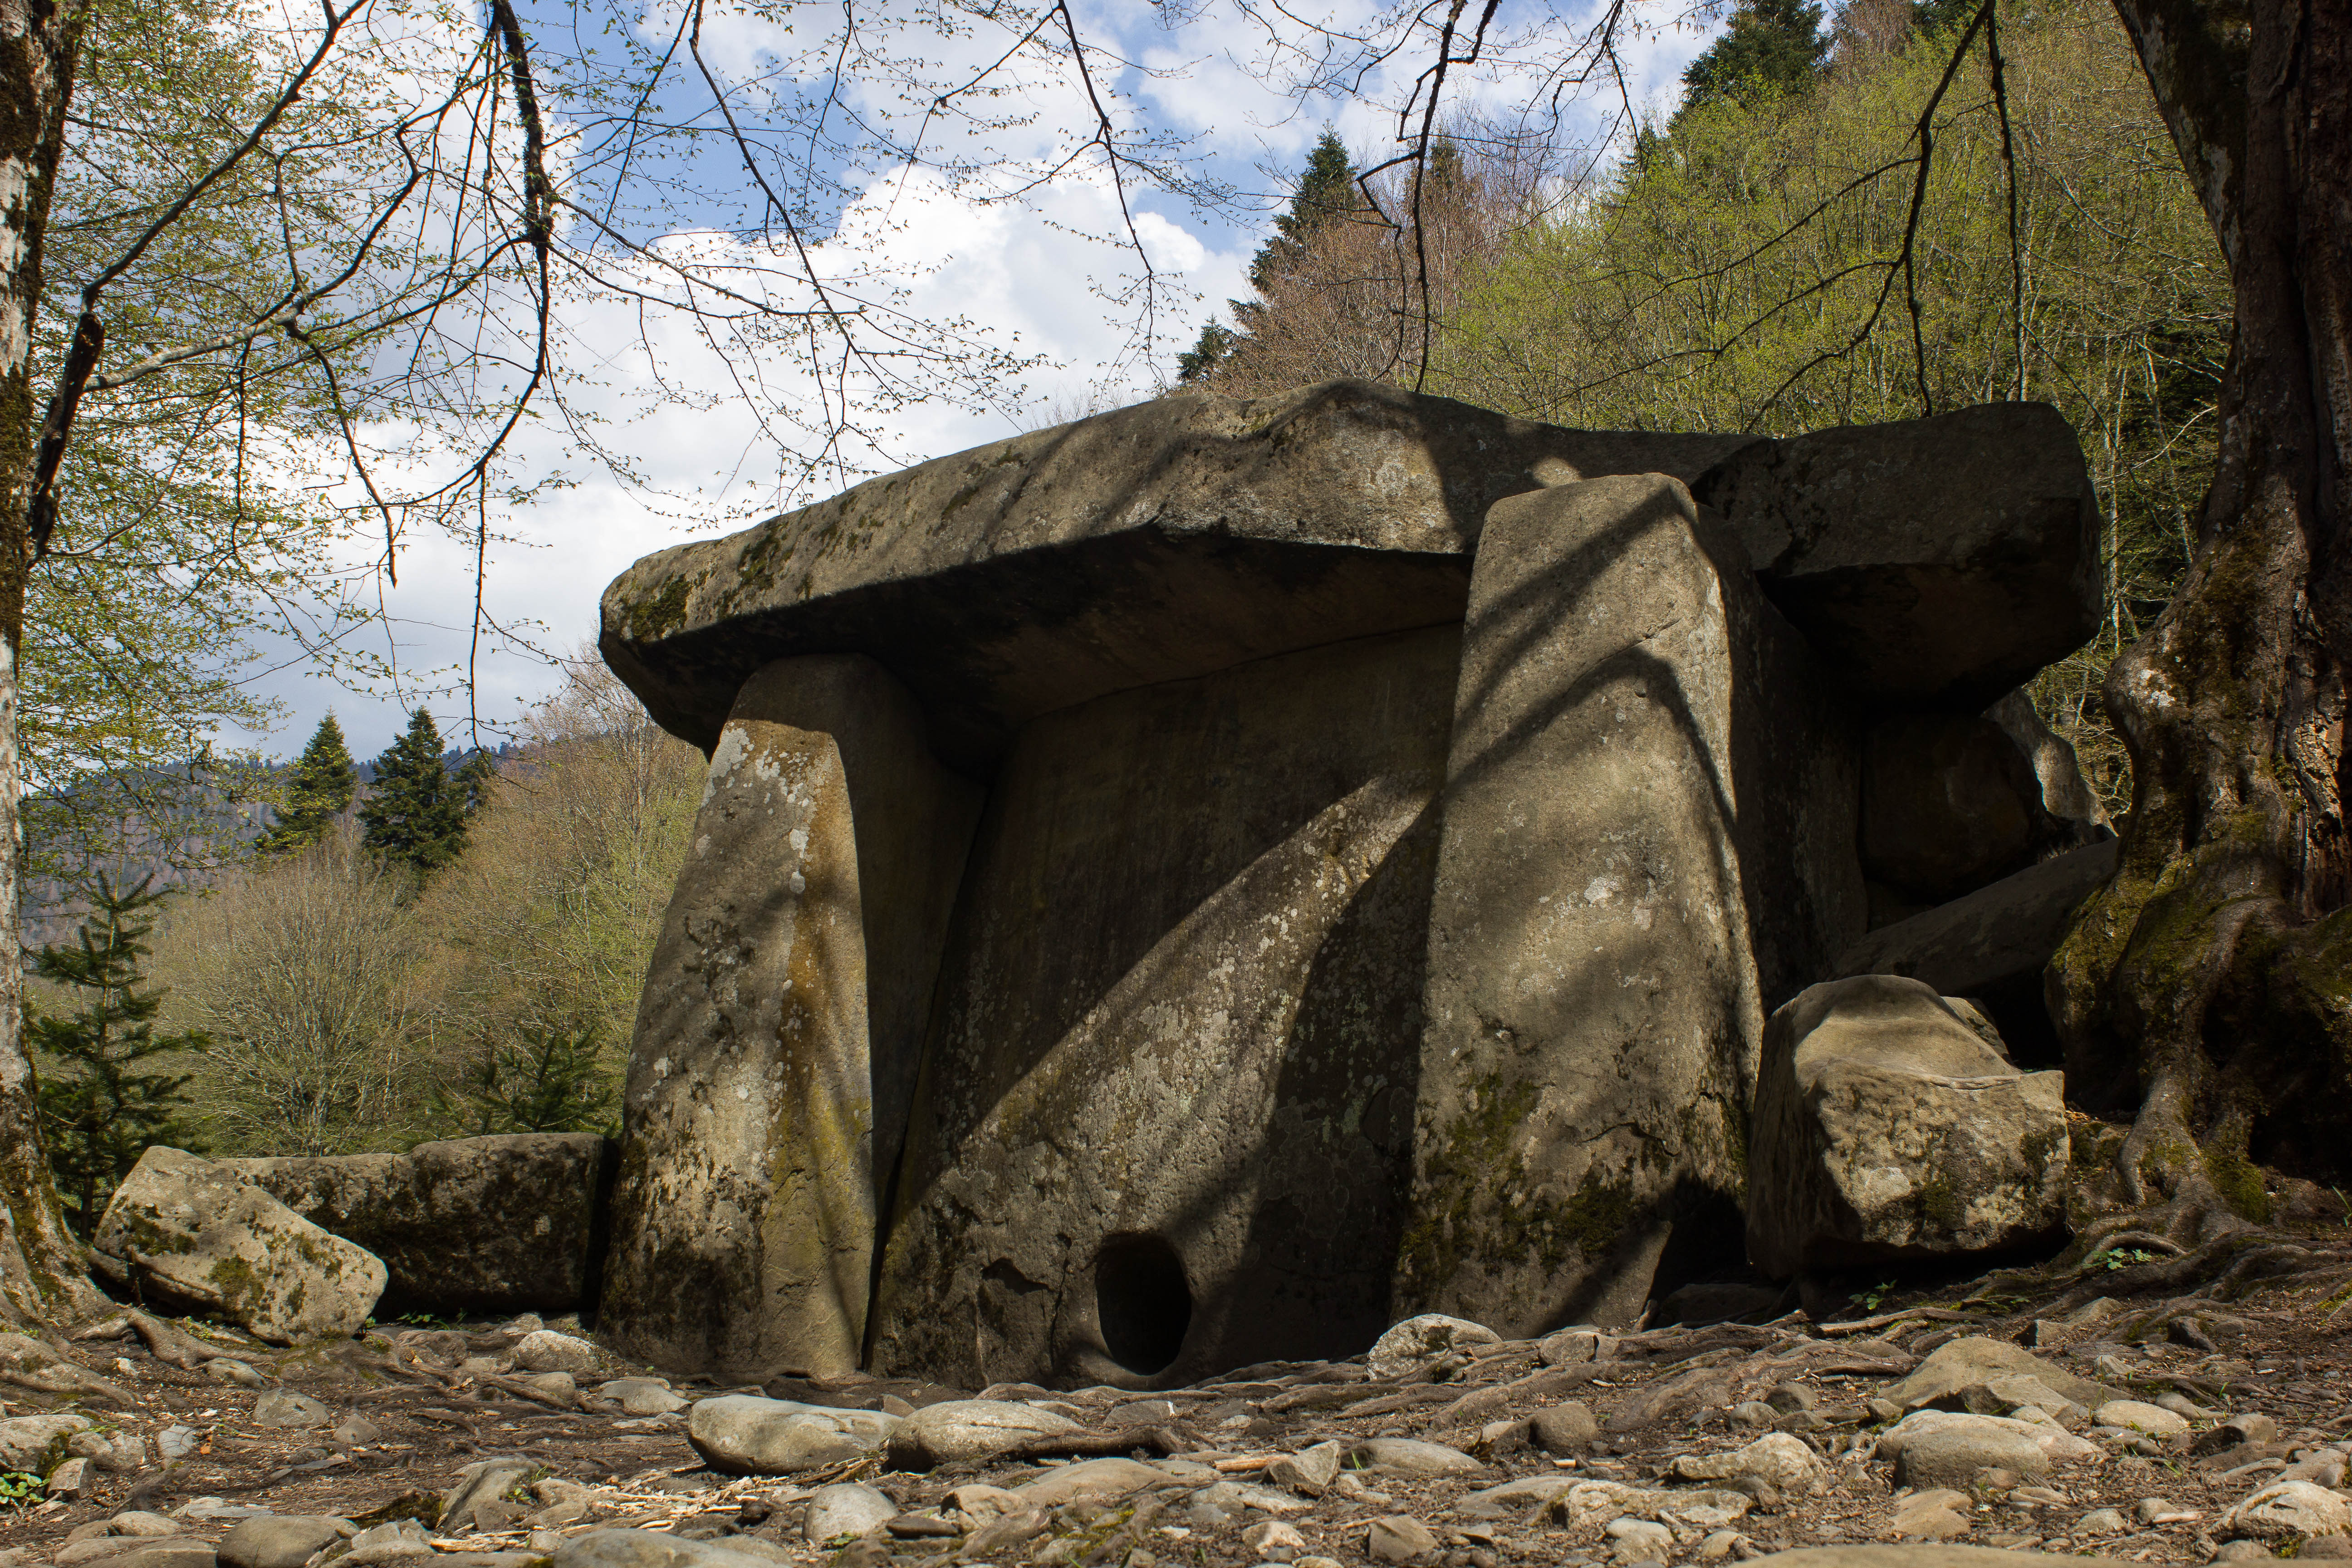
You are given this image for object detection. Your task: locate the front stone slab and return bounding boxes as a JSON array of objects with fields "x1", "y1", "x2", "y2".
[
  {"x1": 601, "y1": 655, "x2": 978, "y2": 1378},
  {"x1": 866, "y1": 628, "x2": 1458, "y2": 1387},
  {"x1": 1404, "y1": 475, "x2": 1863, "y2": 1333}
]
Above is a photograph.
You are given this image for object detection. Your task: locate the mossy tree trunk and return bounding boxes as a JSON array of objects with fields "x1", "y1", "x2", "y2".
[
  {"x1": 2051, "y1": 0, "x2": 2352, "y2": 1235},
  {"x1": 0, "y1": 0, "x2": 103, "y2": 1326}
]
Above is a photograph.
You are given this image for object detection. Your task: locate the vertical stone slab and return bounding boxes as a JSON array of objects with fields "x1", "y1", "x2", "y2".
[
  {"x1": 1405, "y1": 475, "x2": 1861, "y2": 1334},
  {"x1": 600, "y1": 656, "x2": 978, "y2": 1378}
]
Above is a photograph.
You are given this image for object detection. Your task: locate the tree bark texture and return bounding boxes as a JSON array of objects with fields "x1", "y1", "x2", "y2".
[
  {"x1": 0, "y1": 0, "x2": 99, "y2": 1326},
  {"x1": 2052, "y1": 0, "x2": 2352, "y2": 1229}
]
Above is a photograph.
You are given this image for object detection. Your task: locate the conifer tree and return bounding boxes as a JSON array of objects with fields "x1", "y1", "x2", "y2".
[
  {"x1": 258, "y1": 715, "x2": 357, "y2": 857},
  {"x1": 1181, "y1": 130, "x2": 1360, "y2": 382},
  {"x1": 30, "y1": 876, "x2": 203, "y2": 1233},
  {"x1": 358, "y1": 710, "x2": 476, "y2": 877},
  {"x1": 1678, "y1": 0, "x2": 1830, "y2": 116}
]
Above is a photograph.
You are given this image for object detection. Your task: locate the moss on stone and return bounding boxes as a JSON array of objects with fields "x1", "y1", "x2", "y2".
[{"x1": 627, "y1": 574, "x2": 693, "y2": 642}]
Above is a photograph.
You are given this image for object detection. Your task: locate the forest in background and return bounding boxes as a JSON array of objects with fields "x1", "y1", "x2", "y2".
[
  {"x1": 25, "y1": 652, "x2": 704, "y2": 1229},
  {"x1": 1183, "y1": 0, "x2": 2225, "y2": 813}
]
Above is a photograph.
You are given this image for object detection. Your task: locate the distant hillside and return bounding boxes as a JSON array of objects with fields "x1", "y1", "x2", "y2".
[{"x1": 20, "y1": 744, "x2": 512, "y2": 950}]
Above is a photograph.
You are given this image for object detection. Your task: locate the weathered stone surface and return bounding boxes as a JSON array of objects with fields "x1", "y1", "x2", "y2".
[
  {"x1": 1670, "y1": 1433, "x2": 1824, "y2": 1490},
  {"x1": 1366, "y1": 1314, "x2": 1498, "y2": 1377},
  {"x1": 216, "y1": 1516, "x2": 351, "y2": 1568},
  {"x1": 1405, "y1": 474, "x2": 1863, "y2": 1333},
  {"x1": 553, "y1": 1531, "x2": 788, "y2": 1568},
  {"x1": 0, "y1": 1411, "x2": 88, "y2": 1468},
  {"x1": 600, "y1": 381, "x2": 1752, "y2": 771},
  {"x1": 804, "y1": 1484, "x2": 897, "y2": 1544},
  {"x1": 442, "y1": 1458, "x2": 540, "y2": 1531},
  {"x1": 1347, "y1": 1438, "x2": 1481, "y2": 1475},
  {"x1": 885, "y1": 1399, "x2": 1080, "y2": 1469},
  {"x1": 598, "y1": 1377, "x2": 687, "y2": 1416},
  {"x1": 250, "y1": 1392, "x2": 329, "y2": 1430},
  {"x1": 2092, "y1": 1399, "x2": 2188, "y2": 1437},
  {"x1": 685, "y1": 1396, "x2": 897, "y2": 1475},
  {"x1": 1876, "y1": 1411, "x2": 2053, "y2": 1488},
  {"x1": 2222, "y1": 1481, "x2": 2352, "y2": 1542},
  {"x1": 221, "y1": 1134, "x2": 610, "y2": 1314},
  {"x1": 1859, "y1": 715, "x2": 2043, "y2": 903},
  {"x1": 92, "y1": 1147, "x2": 385, "y2": 1343},
  {"x1": 1981, "y1": 690, "x2": 2112, "y2": 842},
  {"x1": 603, "y1": 655, "x2": 979, "y2": 1379},
  {"x1": 867, "y1": 628, "x2": 1462, "y2": 1386},
  {"x1": 1694, "y1": 402, "x2": 2099, "y2": 707},
  {"x1": 1010, "y1": 1458, "x2": 1171, "y2": 1506},
  {"x1": 1746, "y1": 1552, "x2": 2125, "y2": 1568},
  {"x1": 512, "y1": 1330, "x2": 601, "y2": 1376},
  {"x1": 1747, "y1": 977, "x2": 2069, "y2": 1278},
  {"x1": 1831, "y1": 841, "x2": 2119, "y2": 1061}
]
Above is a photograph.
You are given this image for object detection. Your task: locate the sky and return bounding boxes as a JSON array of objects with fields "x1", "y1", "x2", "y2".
[{"x1": 235, "y1": 0, "x2": 1725, "y2": 763}]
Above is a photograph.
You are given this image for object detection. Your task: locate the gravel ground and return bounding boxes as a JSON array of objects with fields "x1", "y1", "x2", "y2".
[{"x1": 8, "y1": 1235, "x2": 2352, "y2": 1568}]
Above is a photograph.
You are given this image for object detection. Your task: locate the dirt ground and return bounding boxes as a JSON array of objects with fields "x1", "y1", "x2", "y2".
[{"x1": 9, "y1": 1220, "x2": 2352, "y2": 1568}]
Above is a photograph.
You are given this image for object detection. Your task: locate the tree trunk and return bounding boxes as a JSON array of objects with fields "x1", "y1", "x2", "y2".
[
  {"x1": 2050, "y1": 0, "x2": 2352, "y2": 1233},
  {"x1": 0, "y1": 0, "x2": 101, "y2": 1326}
]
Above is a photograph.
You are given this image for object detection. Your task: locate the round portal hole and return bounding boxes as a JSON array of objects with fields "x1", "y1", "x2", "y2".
[{"x1": 1094, "y1": 1232, "x2": 1192, "y2": 1376}]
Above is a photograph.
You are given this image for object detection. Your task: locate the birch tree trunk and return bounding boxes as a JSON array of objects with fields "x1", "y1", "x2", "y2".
[
  {"x1": 2051, "y1": 0, "x2": 2352, "y2": 1230},
  {"x1": 0, "y1": 0, "x2": 103, "y2": 1327}
]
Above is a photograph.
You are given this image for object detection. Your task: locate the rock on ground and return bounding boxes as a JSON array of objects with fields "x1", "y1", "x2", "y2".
[
  {"x1": 686, "y1": 1395, "x2": 898, "y2": 1475},
  {"x1": 92, "y1": 1147, "x2": 385, "y2": 1343},
  {"x1": 223, "y1": 1133, "x2": 610, "y2": 1316},
  {"x1": 1747, "y1": 977, "x2": 2069, "y2": 1277},
  {"x1": 885, "y1": 1399, "x2": 1080, "y2": 1468}
]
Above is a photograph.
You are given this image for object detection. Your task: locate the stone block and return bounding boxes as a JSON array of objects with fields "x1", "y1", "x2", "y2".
[
  {"x1": 1404, "y1": 474, "x2": 1862, "y2": 1333},
  {"x1": 223, "y1": 1133, "x2": 611, "y2": 1314}
]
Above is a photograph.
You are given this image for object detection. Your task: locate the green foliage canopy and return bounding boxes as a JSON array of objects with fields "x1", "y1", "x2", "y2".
[
  {"x1": 358, "y1": 710, "x2": 480, "y2": 878},
  {"x1": 257, "y1": 716, "x2": 357, "y2": 858}
]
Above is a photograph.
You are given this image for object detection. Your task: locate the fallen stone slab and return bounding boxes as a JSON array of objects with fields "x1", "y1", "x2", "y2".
[
  {"x1": 1747, "y1": 978, "x2": 2069, "y2": 1278},
  {"x1": 1694, "y1": 401, "x2": 2099, "y2": 708},
  {"x1": 1831, "y1": 839, "x2": 2118, "y2": 1058},
  {"x1": 1010, "y1": 1458, "x2": 1177, "y2": 1507},
  {"x1": 223, "y1": 1134, "x2": 610, "y2": 1316},
  {"x1": 1345, "y1": 1438, "x2": 1482, "y2": 1475},
  {"x1": 93, "y1": 1147, "x2": 385, "y2": 1343}
]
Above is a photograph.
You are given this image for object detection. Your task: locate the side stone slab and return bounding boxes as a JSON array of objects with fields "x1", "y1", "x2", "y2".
[
  {"x1": 1404, "y1": 475, "x2": 1864, "y2": 1333},
  {"x1": 600, "y1": 655, "x2": 979, "y2": 1378}
]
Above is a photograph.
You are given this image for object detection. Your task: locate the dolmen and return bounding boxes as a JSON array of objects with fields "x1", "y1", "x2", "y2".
[{"x1": 592, "y1": 380, "x2": 2111, "y2": 1388}]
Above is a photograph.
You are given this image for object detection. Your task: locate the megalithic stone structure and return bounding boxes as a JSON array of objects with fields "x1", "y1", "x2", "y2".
[{"x1": 594, "y1": 381, "x2": 2101, "y2": 1387}]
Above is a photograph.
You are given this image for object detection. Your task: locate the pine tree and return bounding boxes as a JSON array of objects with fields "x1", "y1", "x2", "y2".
[
  {"x1": 1247, "y1": 130, "x2": 1360, "y2": 295},
  {"x1": 257, "y1": 715, "x2": 357, "y2": 857},
  {"x1": 1177, "y1": 320, "x2": 1237, "y2": 383},
  {"x1": 30, "y1": 875, "x2": 204, "y2": 1234},
  {"x1": 1180, "y1": 131, "x2": 1358, "y2": 383},
  {"x1": 441, "y1": 1022, "x2": 615, "y2": 1136},
  {"x1": 358, "y1": 709, "x2": 476, "y2": 876},
  {"x1": 1679, "y1": 0, "x2": 1831, "y2": 115}
]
